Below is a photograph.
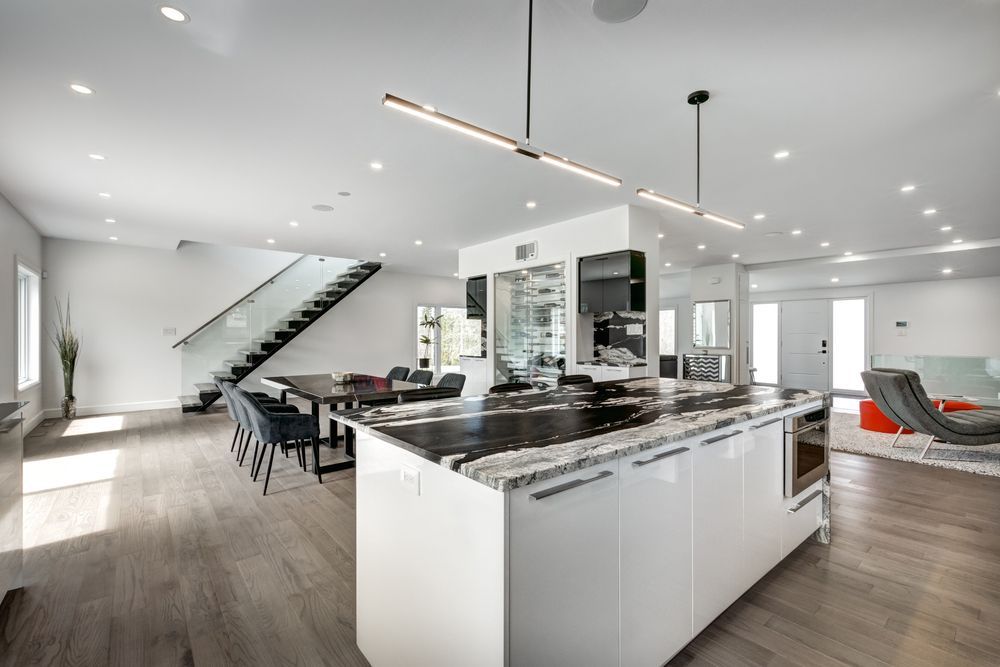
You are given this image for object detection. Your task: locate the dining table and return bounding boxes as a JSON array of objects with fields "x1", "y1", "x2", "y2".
[{"x1": 260, "y1": 372, "x2": 426, "y2": 475}]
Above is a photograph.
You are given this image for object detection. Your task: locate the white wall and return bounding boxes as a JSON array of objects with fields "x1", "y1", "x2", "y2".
[
  {"x1": 39, "y1": 238, "x2": 464, "y2": 414},
  {"x1": 0, "y1": 194, "x2": 44, "y2": 430},
  {"x1": 751, "y1": 276, "x2": 1000, "y2": 358}
]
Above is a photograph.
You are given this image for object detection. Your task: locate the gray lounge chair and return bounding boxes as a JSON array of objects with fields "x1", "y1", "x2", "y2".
[{"x1": 860, "y1": 368, "x2": 1000, "y2": 459}]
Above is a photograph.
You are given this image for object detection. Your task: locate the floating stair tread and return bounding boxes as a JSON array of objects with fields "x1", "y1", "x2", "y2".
[
  {"x1": 179, "y1": 395, "x2": 203, "y2": 412},
  {"x1": 210, "y1": 371, "x2": 238, "y2": 380},
  {"x1": 194, "y1": 382, "x2": 221, "y2": 393}
]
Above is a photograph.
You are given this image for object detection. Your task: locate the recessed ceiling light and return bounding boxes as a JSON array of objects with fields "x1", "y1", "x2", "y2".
[
  {"x1": 378, "y1": 252, "x2": 387, "y2": 258},
  {"x1": 697, "y1": 244, "x2": 706, "y2": 250},
  {"x1": 312, "y1": 204, "x2": 334, "y2": 212},
  {"x1": 338, "y1": 191, "x2": 351, "y2": 197},
  {"x1": 830, "y1": 277, "x2": 839, "y2": 283},
  {"x1": 900, "y1": 184, "x2": 916, "y2": 192},
  {"x1": 844, "y1": 251, "x2": 853, "y2": 256},
  {"x1": 753, "y1": 213, "x2": 766, "y2": 220},
  {"x1": 791, "y1": 229, "x2": 802, "y2": 235},
  {"x1": 70, "y1": 83, "x2": 94, "y2": 95},
  {"x1": 941, "y1": 268, "x2": 953, "y2": 274},
  {"x1": 159, "y1": 6, "x2": 189, "y2": 22},
  {"x1": 773, "y1": 150, "x2": 790, "y2": 159},
  {"x1": 289, "y1": 220, "x2": 299, "y2": 227},
  {"x1": 820, "y1": 241, "x2": 830, "y2": 247},
  {"x1": 923, "y1": 208, "x2": 937, "y2": 215},
  {"x1": 751, "y1": 284, "x2": 758, "y2": 289},
  {"x1": 108, "y1": 236, "x2": 118, "y2": 241},
  {"x1": 370, "y1": 161, "x2": 383, "y2": 170},
  {"x1": 526, "y1": 201, "x2": 537, "y2": 209},
  {"x1": 521, "y1": 269, "x2": 528, "y2": 275},
  {"x1": 98, "y1": 192, "x2": 111, "y2": 198},
  {"x1": 939, "y1": 225, "x2": 952, "y2": 232},
  {"x1": 664, "y1": 262, "x2": 671, "y2": 267},
  {"x1": 952, "y1": 238, "x2": 963, "y2": 244},
  {"x1": 453, "y1": 273, "x2": 459, "y2": 277},
  {"x1": 105, "y1": 218, "x2": 116, "y2": 224},
  {"x1": 266, "y1": 238, "x2": 275, "y2": 244},
  {"x1": 414, "y1": 240, "x2": 423, "y2": 246},
  {"x1": 657, "y1": 233, "x2": 664, "y2": 238},
  {"x1": 88, "y1": 154, "x2": 105, "y2": 161},
  {"x1": 731, "y1": 253, "x2": 740, "y2": 259}
]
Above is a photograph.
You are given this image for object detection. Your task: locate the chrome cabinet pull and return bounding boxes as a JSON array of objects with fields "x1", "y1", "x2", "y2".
[
  {"x1": 748, "y1": 417, "x2": 782, "y2": 430},
  {"x1": 700, "y1": 430, "x2": 742, "y2": 446},
  {"x1": 787, "y1": 489, "x2": 823, "y2": 513},
  {"x1": 529, "y1": 470, "x2": 614, "y2": 501},
  {"x1": 632, "y1": 446, "x2": 689, "y2": 468}
]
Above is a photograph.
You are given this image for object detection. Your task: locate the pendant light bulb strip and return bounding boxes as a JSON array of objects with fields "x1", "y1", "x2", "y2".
[
  {"x1": 382, "y1": 94, "x2": 517, "y2": 151},
  {"x1": 636, "y1": 189, "x2": 745, "y2": 229},
  {"x1": 539, "y1": 152, "x2": 622, "y2": 187}
]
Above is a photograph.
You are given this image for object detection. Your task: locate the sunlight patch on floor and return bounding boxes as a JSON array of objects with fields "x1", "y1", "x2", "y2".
[
  {"x1": 24, "y1": 448, "x2": 121, "y2": 494},
  {"x1": 61, "y1": 415, "x2": 125, "y2": 437}
]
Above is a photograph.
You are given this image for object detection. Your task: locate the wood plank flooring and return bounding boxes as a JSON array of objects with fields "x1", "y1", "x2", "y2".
[{"x1": 1, "y1": 406, "x2": 999, "y2": 666}]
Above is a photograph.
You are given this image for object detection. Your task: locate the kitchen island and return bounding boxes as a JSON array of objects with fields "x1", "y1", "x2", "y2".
[{"x1": 332, "y1": 378, "x2": 829, "y2": 667}]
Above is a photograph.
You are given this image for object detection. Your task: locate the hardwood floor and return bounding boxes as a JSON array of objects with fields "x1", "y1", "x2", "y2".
[{"x1": 1, "y1": 406, "x2": 999, "y2": 666}]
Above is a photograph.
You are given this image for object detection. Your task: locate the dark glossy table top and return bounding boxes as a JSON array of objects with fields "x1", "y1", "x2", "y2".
[
  {"x1": 261, "y1": 373, "x2": 425, "y2": 403},
  {"x1": 0, "y1": 402, "x2": 28, "y2": 422}
]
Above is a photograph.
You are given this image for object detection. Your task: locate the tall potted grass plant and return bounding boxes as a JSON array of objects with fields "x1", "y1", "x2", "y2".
[{"x1": 51, "y1": 296, "x2": 81, "y2": 419}]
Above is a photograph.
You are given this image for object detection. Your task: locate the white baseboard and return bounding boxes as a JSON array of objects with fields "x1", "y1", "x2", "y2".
[{"x1": 41, "y1": 398, "x2": 181, "y2": 420}]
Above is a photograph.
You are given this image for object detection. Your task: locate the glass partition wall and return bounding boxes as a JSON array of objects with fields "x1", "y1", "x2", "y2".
[{"x1": 495, "y1": 263, "x2": 567, "y2": 389}]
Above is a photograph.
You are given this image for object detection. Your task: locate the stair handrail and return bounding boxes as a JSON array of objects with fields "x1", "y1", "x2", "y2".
[{"x1": 171, "y1": 254, "x2": 308, "y2": 349}]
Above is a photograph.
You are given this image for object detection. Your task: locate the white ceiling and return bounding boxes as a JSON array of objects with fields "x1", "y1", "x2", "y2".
[{"x1": 1, "y1": 0, "x2": 999, "y2": 278}]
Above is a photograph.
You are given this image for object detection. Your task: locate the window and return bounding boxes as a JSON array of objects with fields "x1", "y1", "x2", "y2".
[
  {"x1": 831, "y1": 298, "x2": 866, "y2": 393},
  {"x1": 658, "y1": 308, "x2": 676, "y2": 356},
  {"x1": 17, "y1": 263, "x2": 41, "y2": 390},
  {"x1": 417, "y1": 305, "x2": 481, "y2": 375},
  {"x1": 751, "y1": 303, "x2": 779, "y2": 385}
]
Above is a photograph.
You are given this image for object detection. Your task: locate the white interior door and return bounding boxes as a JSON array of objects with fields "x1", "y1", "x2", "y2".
[{"x1": 780, "y1": 300, "x2": 830, "y2": 391}]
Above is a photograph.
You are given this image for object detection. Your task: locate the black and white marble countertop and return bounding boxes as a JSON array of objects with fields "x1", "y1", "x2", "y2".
[
  {"x1": 332, "y1": 378, "x2": 826, "y2": 491},
  {"x1": 0, "y1": 402, "x2": 28, "y2": 422}
]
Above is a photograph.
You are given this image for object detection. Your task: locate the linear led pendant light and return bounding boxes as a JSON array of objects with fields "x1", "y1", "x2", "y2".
[
  {"x1": 636, "y1": 91, "x2": 745, "y2": 229},
  {"x1": 381, "y1": 0, "x2": 622, "y2": 187}
]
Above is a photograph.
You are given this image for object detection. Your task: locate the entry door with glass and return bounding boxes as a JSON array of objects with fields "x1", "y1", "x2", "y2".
[{"x1": 780, "y1": 300, "x2": 830, "y2": 391}]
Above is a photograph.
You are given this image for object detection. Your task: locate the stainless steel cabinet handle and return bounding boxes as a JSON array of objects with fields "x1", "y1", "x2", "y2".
[
  {"x1": 787, "y1": 489, "x2": 823, "y2": 513},
  {"x1": 632, "y1": 446, "x2": 690, "y2": 467},
  {"x1": 748, "y1": 417, "x2": 782, "y2": 430},
  {"x1": 529, "y1": 470, "x2": 614, "y2": 500},
  {"x1": 700, "y1": 430, "x2": 742, "y2": 446}
]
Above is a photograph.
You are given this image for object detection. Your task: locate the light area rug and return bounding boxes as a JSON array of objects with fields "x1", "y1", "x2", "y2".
[{"x1": 830, "y1": 410, "x2": 1000, "y2": 478}]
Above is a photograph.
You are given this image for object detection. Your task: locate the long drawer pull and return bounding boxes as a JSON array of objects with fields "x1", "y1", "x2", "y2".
[
  {"x1": 748, "y1": 417, "x2": 782, "y2": 430},
  {"x1": 787, "y1": 489, "x2": 823, "y2": 513},
  {"x1": 700, "y1": 430, "x2": 742, "y2": 446},
  {"x1": 529, "y1": 470, "x2": 614, "y2": 501},
  {"x1": 632, "y1": 446, "x2": 690, "y2": 468}
]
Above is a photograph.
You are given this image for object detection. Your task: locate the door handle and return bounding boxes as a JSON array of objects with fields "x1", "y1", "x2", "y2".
[
  {"x1": 787, "y1": 489, "x2": 823, "y2": 513},
  {"x1": 529, "y1": 470, "x2": 614, "y2": 500},
  {"x1": 700, "y1": 430, "x2": 742, "y2": 446},
  {"x1": 632, "y1": 446, "x2": 689, "y2": 467},
  {"x1": 748, "y1": 417, "x2": 782, "y2": 430}
]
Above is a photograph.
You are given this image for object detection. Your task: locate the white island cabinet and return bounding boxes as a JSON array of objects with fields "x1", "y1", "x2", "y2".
[{"x1": 348, "y1": 391, "x2": 827, "y2": 667}]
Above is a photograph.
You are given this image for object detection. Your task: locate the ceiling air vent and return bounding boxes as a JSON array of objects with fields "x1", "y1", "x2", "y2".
[{"x1": 515, "y1": 241, "x2": 538, "y2": 262}]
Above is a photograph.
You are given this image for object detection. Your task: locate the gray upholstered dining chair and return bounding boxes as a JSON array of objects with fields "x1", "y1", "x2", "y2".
[
  {"x1": 386, "y1": 366, "x2": 410, "y2": 382},
  {"x1": 223, "y1": 381, "x2": 301, "y2": 472},
  {"x1": 232, "y1": 386, "x2": 321, "y2": 493},
  {"x1": 397, "y1": 387, "x2": 461, "y2": 403},
  {"x1": 437, "y1": 373, "x2": 466, "y2": 393},
  {"x1": 215, "y1": 377, "x2": 281, "y2": 453},
  {"x1": 557, "y1": 374, "x2": 594, "y2": 387},
  {"x1": 861, "y1": 368, "x2": 1000, "y2": 460},
  {"x1": 489, "y1": 382, "x2": 533, "y2": 394},
  {"x1": 407, "y1": 370, "x2": 433, "y2": 385}
]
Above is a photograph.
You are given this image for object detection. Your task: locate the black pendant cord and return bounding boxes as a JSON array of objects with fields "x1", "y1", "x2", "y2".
[
  {"x1": 695, "y1": 100, "x2": 701, "y2": 207},
  {"x1": 525, "y1": 0, "x2": 533, "y2": 144}
]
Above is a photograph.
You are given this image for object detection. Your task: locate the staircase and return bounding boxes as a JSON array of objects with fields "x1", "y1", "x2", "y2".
[{"x1": 175, "y1": 256, "x2": 382, "y2": 412}]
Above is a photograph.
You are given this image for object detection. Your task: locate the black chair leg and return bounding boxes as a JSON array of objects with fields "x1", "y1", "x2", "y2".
[
  {"x1": 231, "y1": 425, "x2": 241, "y2": 452},
  {"x1": 238, "y1": 435, "x2": 253, "y2": 466},
  {"x1": 249, "y1": 441, "x2": 260, "y2": 475},
  {"x1": 296, "y1": 439, "x2": 304, "y2": 470},
  {"x1": 263, "y1": 443, "x2": 278, "y2": 495},
  {"x1": 312, "y1": 436, "x2": 322, "y2": 484}
]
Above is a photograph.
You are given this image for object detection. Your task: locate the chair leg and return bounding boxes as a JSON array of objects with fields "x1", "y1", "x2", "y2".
[
  {"x1": 890, "y1": 426, "x2": 904, "y2": 448},
  {"x1": 238, "y1": 436, "x2": 253, "y2": 466},
  {"x1": 919, "y1": 434, "x2": 938, "y2": 460},
  {"x1": 263, "y1": 444, "x2": 278, "y2": 495},
  {"x1": 312, "y1": 436, "x2": 322, "y2": 484},
  {"x1": 231, "y1": 425, "x2": 241, "y2": 452},
  {"x1": 249, "y1": 441, "x2": 260, "y2": 475},
  {"x1": 296, "y1": 439, "x2": 304, "y2": 470}
]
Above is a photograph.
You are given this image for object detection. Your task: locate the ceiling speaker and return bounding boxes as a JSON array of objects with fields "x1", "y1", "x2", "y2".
[{"x1": 592, "y1": 0, "x2": 648, "y2": 23}]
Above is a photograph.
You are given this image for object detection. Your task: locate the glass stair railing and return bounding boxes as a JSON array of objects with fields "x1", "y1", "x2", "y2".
[{"x1": 175, "y1": 255, "x2": 382, "y2": 412}]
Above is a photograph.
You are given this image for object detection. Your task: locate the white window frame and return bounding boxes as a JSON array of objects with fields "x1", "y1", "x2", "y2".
[
  {"x1": 417, "y1": 304, "x2": 476, "y2": 376},
  {"x1": 16, "y1": 260, "x2": 41, "y2": 392}
]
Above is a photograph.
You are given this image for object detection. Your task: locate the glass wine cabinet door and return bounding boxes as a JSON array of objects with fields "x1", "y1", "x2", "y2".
[{"x1": 494, "y1": 263, "x2": 567, "y2": 389}]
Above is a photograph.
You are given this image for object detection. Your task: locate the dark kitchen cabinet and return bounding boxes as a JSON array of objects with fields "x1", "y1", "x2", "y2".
[
  {"x1": 578, "y1": 251, "x2": 645, "y2": 313},
  {"x1": 466, "y1": 275, "x2": 487, "y2": 319}
]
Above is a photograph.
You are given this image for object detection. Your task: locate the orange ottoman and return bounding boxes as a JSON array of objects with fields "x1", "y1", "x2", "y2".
[{"x1": 859, "y1": 398, "x2": 981, "y2": 434}]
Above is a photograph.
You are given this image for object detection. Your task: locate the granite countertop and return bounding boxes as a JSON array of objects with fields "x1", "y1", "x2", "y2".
[
  {"x1": 578, "y1": 360, "x2": 648, "y2": 367},
  {"x1": 332, "y1": 378, "x2": 826, "y2": 491},
  {"x1": 0, "y1": 401, "x2": 28, "y2": 422}
]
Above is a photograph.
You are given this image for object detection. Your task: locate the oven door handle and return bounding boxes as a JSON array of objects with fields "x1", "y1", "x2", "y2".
[{"x1": 791, "y1": 420, "x2": 828, "y2": 436}]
